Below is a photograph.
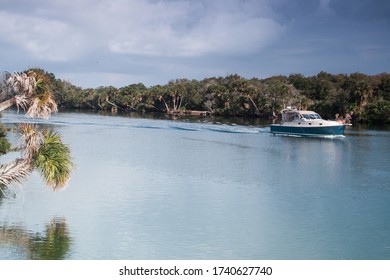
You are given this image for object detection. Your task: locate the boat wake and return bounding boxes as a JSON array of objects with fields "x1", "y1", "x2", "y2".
[{"x1": 1, "y1": 111, "x2": 270, "y2": 135}]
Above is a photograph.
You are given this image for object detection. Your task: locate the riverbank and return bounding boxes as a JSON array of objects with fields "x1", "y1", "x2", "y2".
[{"x1": 3, "y1": 68, "x2": 390, "y2": 124}]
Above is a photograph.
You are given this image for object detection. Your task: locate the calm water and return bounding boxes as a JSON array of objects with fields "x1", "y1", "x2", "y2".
[{"x1": 0, "y1": 110, "x2": 389, "y2": 260}]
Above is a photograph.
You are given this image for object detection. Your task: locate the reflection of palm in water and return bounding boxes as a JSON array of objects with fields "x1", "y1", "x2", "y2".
[{"x1": 0, "y1": 217, "x2": 71, "y2": 260}]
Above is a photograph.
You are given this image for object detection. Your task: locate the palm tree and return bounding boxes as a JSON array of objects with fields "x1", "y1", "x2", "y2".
[
  {"x1": 0, "y1": 71, "x2": 57, "y2": 118},
  {"x1": 0, "y1": 70, "x2": 72, "y2": 190}
]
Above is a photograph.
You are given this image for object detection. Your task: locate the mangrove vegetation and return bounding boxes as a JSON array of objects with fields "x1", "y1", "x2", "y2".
[{"x1": 2, "y1": 69, "x2": 390, "y2": 124}]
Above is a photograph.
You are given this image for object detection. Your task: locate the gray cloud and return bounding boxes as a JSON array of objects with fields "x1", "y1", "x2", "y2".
[{"x1": 1, "y1": 0, "x2": 282, "y2": 58}]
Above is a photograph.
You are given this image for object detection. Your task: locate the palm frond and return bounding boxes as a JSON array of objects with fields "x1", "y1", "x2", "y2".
[
  {"x1": 26, "y1": 96, "x2": 58, "y2": 119},
  {"x1": 0, "y1": 158, "x2": 33, "y2": 186},
  {"x1": 25, "y1": 73, "x2": 58, "y2": 119},
  {"x1": 7, "y1": 72, "x2": 36, "y2": 97},
  {"x1": 5, "y1": 71, "x2": 58, "y2": 119},
  {"x1": 18, "y1": 124, "x2": 44, "y2": 160},
  {"x1": 14, "y1": 94, "x2": 29, "y2": 112},
  {"x1": 33, "y1": 129, "x2": 73, "y2": 190}
]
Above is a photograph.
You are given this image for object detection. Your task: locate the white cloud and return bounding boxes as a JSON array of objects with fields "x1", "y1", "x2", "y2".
[
  {"x1": 105, "y1": 0, "x2": 284, "y2": 57},
  {"x1": 0, "y1": 11, "x2": 85, "y2": 61}
]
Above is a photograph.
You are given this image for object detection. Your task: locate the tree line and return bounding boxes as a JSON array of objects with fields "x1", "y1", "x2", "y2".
[{"x1": 11, "y1": 69, "x2": 390, "y2": 123}]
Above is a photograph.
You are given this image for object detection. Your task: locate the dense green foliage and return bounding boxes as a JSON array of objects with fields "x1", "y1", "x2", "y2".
[{"x1": 33, "y1": 68, "x2": 390, "y2": 123}]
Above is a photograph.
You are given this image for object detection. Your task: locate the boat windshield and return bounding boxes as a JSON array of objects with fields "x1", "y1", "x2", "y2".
[{"x1": 302, "y1": 113, "x2": 322, "y2": 119}]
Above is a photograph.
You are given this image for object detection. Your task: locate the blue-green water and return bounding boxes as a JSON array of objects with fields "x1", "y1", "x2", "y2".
[{"x1": 0, "y1": 110, "x2": 389, "y2": 259}]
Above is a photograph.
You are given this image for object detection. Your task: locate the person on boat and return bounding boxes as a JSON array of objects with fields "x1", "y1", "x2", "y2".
[{"x1": 336, "y1": 113, "x2": 345, "y2": 124}]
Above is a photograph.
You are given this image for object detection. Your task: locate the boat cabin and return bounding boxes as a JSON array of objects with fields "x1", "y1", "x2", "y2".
[{"x1": 281, "y1": 109, "x2": 322, "y2": 123}]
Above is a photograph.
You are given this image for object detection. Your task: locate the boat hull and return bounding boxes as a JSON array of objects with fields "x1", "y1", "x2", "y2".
[{"x1": 270, "y1": 124, "x2": 345, "y2": 136}]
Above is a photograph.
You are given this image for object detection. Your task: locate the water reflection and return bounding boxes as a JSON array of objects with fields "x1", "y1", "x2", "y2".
[
  {"x1": 0, "y1": 186, "x2": 16, "y2": 206},
  {"x1": 0, "y1": 217, "x2": 71, "y2": 260}
]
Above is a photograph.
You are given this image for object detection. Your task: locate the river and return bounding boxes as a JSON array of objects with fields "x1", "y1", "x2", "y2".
[{"x1": 0, "y1": 110, "x2": 389, "y2": 259}]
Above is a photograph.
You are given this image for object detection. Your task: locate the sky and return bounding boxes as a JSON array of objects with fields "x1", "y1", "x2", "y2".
[{"x1": 0, "y1": 0, "x2": 389, "y2": 88}]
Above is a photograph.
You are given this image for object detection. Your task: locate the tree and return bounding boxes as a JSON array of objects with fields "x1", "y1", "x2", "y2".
[
  {"x1": 363, "y1": 100, "x2": 390, "y2": 123},
  {"x1": 262, "y1": 76, "x2": 290, "y2": 117},
  {"x1": 0, "y1": 70, "x2": 73, "y2": 191}
]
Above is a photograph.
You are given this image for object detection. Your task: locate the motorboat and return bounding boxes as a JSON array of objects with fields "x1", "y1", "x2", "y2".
[{"x1": 270, "y1": 108, "x2": 346, "y2": 136}]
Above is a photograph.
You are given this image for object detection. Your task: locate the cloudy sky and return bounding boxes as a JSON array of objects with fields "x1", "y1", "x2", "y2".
[{"x1": 0, "y1": 0, "x2": 389, "y2": 88}]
